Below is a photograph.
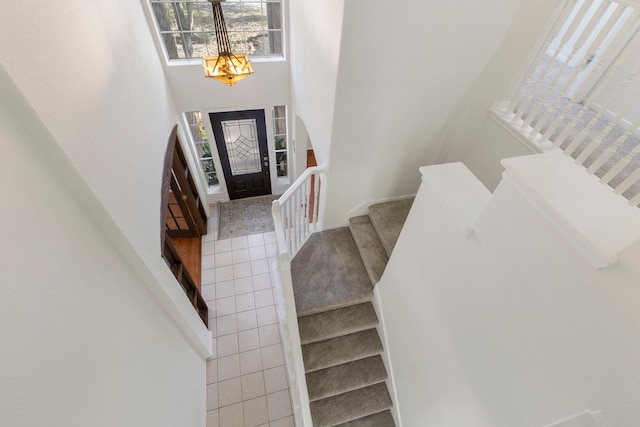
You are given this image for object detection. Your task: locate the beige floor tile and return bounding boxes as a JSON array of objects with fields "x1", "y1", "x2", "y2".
[
  {"x1": 266, "y1": 390, "x2": 292, "y2": 421},
  {"x1": 239, "y1": 349, "x2": 263, "y2": 375},
  {"x1": 217, "y1": 354, "x2": 241, "y2": 381},
  {"x1": 263, "y1": 366, "x2": 288, "y2": 394},
  {"x1": 238, "y1": 328, "x2": 261, "y2": 352},
  {"x1": 241, "y1": 371, "x2": 266, "y2": 400},
  {"x1": 219, "y1": 402, "x2": 244, "y2": 427},
  {"x1": 260, "y1": 344, "x2": 284, "y2": 369},
  {"x1": 218, "y1": 378, "x2": 242, "y2": 407},
  {"x1": 243, "y1": 396, "x2": 269, "y2": 427}
]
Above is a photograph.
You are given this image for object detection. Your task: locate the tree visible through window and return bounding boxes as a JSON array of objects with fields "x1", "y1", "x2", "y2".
[
  {"x1": 150, "y1": 0, "x2": 283, "y2": 60},
  {"x1": 185, "y1": 111, "x2": 219, "y2": 186},
  {"x1": 273, "y1": 106, "x2": 287, "y2": 177}
]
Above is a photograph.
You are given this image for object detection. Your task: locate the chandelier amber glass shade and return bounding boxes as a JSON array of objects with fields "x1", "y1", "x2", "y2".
[
  {"x1": 202, "y1": 53, "x2": 254, "y2": 86},
  {"x1": 204, "y1": 0, "x2": 253, "y2": 86}
]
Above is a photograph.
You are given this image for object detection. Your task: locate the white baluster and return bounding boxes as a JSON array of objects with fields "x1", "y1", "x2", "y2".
[
  {"x1": 546, "y1": 7, "x2": 640, "y2": 147},
  {"x1": 513, "y1": 0, "x2": 585, "y2": 118},
  {"x1": 577, "y1": 81, "x2": 640, "y2": 166},
  {"x1": 304, "y1": 176, "x2": 311, "y2": 238},
  {"x1": 313, "y1": 174, "x2": 320, "y2": 225},
  {"x1": 628, "y1": 188, "x2": 640, "y2": 206},
  {"x1": 600, "y1": 139, "x2": 640, "y2": 184},
  {"x1": 516, "y1": 0, "x2": 594, "y2": 124},
  {"x1": 294, "y1": 187, "x2": 303, "y2": 248},
  {"x1": 613, "y1": 167, "x2": 640, "y2": 194},
  {"x1": 287, "y1": 198, "x2": 294, "y2": 253},
  {"x1": 531, "y1": 2, "x2": 626, "y2": 138}
]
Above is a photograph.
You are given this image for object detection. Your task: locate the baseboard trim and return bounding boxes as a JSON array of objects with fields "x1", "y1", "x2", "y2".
[{"x1": 372, "y1": 286, "x2": 403, "y2": 427}]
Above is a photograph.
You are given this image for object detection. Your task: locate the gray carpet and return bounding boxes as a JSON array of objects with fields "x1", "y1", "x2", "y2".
[
  {"x1": 348, "y1": 216, "x2": 389, "y2": 285},
  {"x1": 291, "y1": 228, "x2": 373, "y2": 316},
  {"x1": 291, "y1": 200, "x2": 413, "y2": 427},
  {"x1": 298, "y1": 302, "x2": 379, "y2": 345},
  {"x1": 217, "y1": 195, "x2": 278, "y2": 240},
  {"x1": 309, "y1": 383, "x2": 392, "y2": 427}
]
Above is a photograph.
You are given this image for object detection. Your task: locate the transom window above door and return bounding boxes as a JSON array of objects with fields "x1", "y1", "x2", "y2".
[{"x1": 149, "y1": 0, "x2": 283, "y2": 60}]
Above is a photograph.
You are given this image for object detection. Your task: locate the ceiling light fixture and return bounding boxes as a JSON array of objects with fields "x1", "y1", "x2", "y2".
[{"x1": 202, "y1": 0, "x2": 254, "y2": 86}]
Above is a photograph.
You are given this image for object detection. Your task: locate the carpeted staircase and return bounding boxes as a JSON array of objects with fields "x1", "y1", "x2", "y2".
[{"x1": 291, "y1": 198, "x2": 413, "y2": 426}]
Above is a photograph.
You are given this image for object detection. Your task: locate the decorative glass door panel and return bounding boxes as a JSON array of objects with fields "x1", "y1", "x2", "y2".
[
  {"x1": 222, "y1": 119, "x2": 262, "y2": 175},
  {"x1": 209, "y1": 110, "x2": 272, "y2": 199}
]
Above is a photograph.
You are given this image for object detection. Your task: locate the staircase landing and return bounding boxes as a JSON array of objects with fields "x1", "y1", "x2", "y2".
[{"x1": 291, "y1": 228, "x2": 372, "y2": 317}]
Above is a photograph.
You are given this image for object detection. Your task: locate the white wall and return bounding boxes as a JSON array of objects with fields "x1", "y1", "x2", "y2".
[
  {"x1": 165, "y1": 60, "x2": 291, "y2": 113},
  {"x1": 319, "y1": 0, "x2": 522, "y2": 227},
  {"x1": 0, "y1": 71, "x2": 206, "y2": 426},
  {"x1": 0, "y1": 1, "x2": 211, "y2": 424},
  {"x1": 377, "y1": 157, "x2": 640, "y2": 427},
  {"x1": 439, "y1": 0, "x2": 563, "y2": 190},
  {"x1": 288, "y1": 0, "x2": 345, "y2": 166},
  {"x1": 0, "y1": 0, "x2": 182, "y2": 279}
]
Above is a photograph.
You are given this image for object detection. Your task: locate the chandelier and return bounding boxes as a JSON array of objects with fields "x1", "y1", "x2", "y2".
[{"x1": 202, "y1": 0, "x2": 254, "y2": 86}]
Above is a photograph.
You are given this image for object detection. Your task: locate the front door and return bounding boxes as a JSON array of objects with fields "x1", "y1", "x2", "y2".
[{"x1": 209, "y1": 110, "x2": 272, "y2": 200}]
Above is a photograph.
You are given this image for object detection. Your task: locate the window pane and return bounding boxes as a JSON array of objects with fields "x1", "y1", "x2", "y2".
[
  {"x1": 185, "y1": 111, "x2": 219, "y2": 187},
  {"x1": 222, "y1": 3, "x2": 244, "y2": 32},
  {"x1": 228, "y1": 31, "x2": 248, "y2": 55},
  {"x1": 203, "y1": 31, "x2": 218, "y2": 56},
  {"x1": 185, "y1": 111, "x2": 198, "y2": 128},
  {"x1": 195, "y1": 143, "x2": 208, "y2": 158},
  {"x1": 267, "y1": 30, "x2": 282, "y2": 55},
  {"x1": 190, "y1": 32, "x2": 211, "y2": 58},
  {"x1": 266, "y1": 2, "x2": 281, "y2": 30},
  {"x1": 276, "y1": 152, "x2": 287, "y2": 177},
  {"x1": 274, "y1": 117, "x2": 286, "y2": 135},
  {"x1": 194, "y1": 2, "x2": 214, "y2": 32},
  {"x1": 273, "y1": 105, "x2": 285, "y2": 118},
  {"x1": 206, "y1": 172, "x2": 219, "y2": 186},
  {"x1": 275, "y1": 137, "x2": 286, "y2": 150},
  {"x1": 242, "y1": 3, "x2": 266, "y2": 31},
  {"x1": 152, "y1": 3, "x2": 179, "y2": 31},
  {"x1": 249, "y1": 32, "x2": 268, "y2": 56},
  {"x1": 272, "y1": 105, "x2": 288, "y2": 177},
  {"x1": 172, "y1": 3, "x2": 195, "y2": 32},
  {"x1": 201, "y1": 159, "x2": 219, "y2": 186},
  {"x1": 150, "y1": 0, "x2": 283, "y2": 60},
  {"x1": 171, "y1": 32, "x2": 188, "y2": 59}
]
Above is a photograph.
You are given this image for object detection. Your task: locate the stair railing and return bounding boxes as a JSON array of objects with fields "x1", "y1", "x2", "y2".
[
  {"x1": 491, "y1": 0, "x2": 640, "y2": 205},
  {"x1": 271, "y1": 164, "x2": 327, "y2": 427}
]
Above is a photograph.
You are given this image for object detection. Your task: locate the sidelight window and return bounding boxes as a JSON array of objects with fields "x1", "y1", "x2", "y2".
[
  {"x1": 184, "y1": 111, "x2": 219, "y2": 186},
  {"x1": 273, "y1": 105, "x2": 288, "y2": 178}
]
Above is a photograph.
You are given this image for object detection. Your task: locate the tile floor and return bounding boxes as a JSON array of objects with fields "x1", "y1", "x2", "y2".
[{"x1": 202, "y1": 206, "x2": 295, "y2": 427}]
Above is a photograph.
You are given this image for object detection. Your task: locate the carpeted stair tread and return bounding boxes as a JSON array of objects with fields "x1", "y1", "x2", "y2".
[
  {"x1": 348, "y1": 216, "x2": 389, "y2": 285},
  {"x1": 298, "y1": 302, "x2": 378, "y2": 345},
  {"x1": 302, "y1": 329, "x2": 383, "y2": 373},
  {"x1": 335, "y1": 410, "x2": 396, "y2": 427},
  {"x1": 306, "y1": 355, "x2": 388, "y2": 401},
  {"x1": 291, "y1": 228, "x2": 373, "y2": 316},
  {"x1": 368, "y1": 198, "x2": 414, "y2": 257},
  {"x1": 310, "y1": 382, "x2": 393, "y2": 427}
]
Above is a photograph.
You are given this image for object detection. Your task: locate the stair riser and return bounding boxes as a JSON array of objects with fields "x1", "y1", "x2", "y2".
[
  {"x1": 302, "y1": 329, "x2": 383, "y2": 373},
  {"x1": 298, "y1": 302, "x2": 379, "y2": 345},
  {"x1": 306, "y1": 355, "x2": 388, "y2": 401}
]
